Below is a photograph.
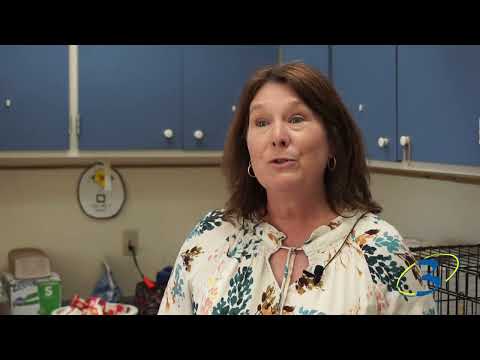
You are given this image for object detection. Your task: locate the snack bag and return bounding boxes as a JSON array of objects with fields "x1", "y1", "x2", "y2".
[{"x1": 91, "y1": 261, "x2": 122, "y2": 303}]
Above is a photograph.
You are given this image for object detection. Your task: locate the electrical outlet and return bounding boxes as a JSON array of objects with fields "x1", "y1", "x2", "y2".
[{"x1": 123, "y1": 229, "x2": 139, "y2": 256}]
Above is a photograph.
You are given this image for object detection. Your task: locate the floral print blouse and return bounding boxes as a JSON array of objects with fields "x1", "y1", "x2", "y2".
[{"x1": 158, "y1": 209, "x2": 436, "y2": 315}]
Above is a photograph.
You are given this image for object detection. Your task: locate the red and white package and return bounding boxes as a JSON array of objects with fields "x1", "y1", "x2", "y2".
[{"x1": 63, "y1": 295, "x2": 132, "y2": 315}]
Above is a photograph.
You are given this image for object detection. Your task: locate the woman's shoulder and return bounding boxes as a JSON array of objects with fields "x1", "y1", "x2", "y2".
[
  {"x1": 352, "y1": 213, "x2": 408, "y2": 253},
  {"x1": 348, "y1": 212, "x2": 435, "y2": 313},
  {"x1": 351, "y1": 211, "x2": 411, "y2": 263},
  {"x1": 175, "y1": 209, "x2": 250, "y2": 277},
  {"x1": 351, "y1": 212, "x2": 419, "y2": 290},
  {"x1": 182, "y1": 209, "x2": 240, "y2": 250},
  {"x1": 353, "y1": 212, "x2": 404, "y2": 244}
]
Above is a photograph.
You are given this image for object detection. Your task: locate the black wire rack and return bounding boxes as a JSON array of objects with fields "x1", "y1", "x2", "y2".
[{"x1": 410, "y1": 244, "x2": 480, "y2": 315}]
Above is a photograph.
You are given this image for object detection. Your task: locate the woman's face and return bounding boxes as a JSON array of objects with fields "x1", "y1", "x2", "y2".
[{"x1": 246, "y1": 82, "x2": 331, "y2": 194}]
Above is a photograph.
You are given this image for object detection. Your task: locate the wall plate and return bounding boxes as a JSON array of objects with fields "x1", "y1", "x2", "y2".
[{"x1": 77, "y1": 162, "x2": 126, "y2": 219}]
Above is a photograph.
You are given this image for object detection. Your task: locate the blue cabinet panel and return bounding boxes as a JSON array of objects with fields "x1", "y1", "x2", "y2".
[
  {"x1": 0, "y1": 45, "x2": 69, "y2": 150},
  {"x1": 79, "y1": 45, "x2": 182, "y2": 150},
  {"x1": 281, "y1": 45, "x2": 330, "y2": 78},
  {"x1": 398, "y1": 46, "x2": 480, "y2": 166},
  {"x1": 332, "y1": 46, "x2": 396, "y2": 161},
  {"x1": 183, "y1": 46, "x2": 277, "y2": 150}
]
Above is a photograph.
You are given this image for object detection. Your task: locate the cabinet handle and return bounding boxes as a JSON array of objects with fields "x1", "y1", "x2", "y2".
[
  {"x1": 5, "y1": 99, "x2": 11, "y2": 108},
  {"x1": 377, "y1": 137, "x2": 390, "y2": 148},
  {"x1": 399, "y1": 135, "x2": 411, "y2": 164},
  {"x1": 163, "y1": 129, "x2": 174, "y2": 139},
  {"x1": 399, "y1": 136, "x2": 410, "y2": 147},
  {"x1": 232, "y1": 105, "x2": 236, "y2": 112},
  {"x1": 358, "y1": 104, "x2": 365, "y2": 112},
  {"x1": 193, "y1": 130, "x2": 205, "y2": 141}
]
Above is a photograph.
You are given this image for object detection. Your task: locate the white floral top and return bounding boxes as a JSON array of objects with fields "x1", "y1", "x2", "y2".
[{"x1": 158, "y1": 209, "x2": 436, "y2": 315}]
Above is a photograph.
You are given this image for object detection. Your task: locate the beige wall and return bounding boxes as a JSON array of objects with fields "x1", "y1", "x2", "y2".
[
  {"x1": 370, "y1": 173, "x2": 479, "y2": 246},
  {"x1": 0, "y1": 167, "x2": 228, "y2": 299},
  {"x1": 0, "y1": 167, "x2": 479, "y2": 299}
]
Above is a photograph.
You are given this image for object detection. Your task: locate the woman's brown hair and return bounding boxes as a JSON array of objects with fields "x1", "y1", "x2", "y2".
[{"x1": 222, "y1": 62, "x2": 382, "y2": 224}]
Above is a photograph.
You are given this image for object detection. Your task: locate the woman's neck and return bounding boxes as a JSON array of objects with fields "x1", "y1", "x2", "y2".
[{"x1": 264, "y1": 190, "x2": 338, "y2": 236}]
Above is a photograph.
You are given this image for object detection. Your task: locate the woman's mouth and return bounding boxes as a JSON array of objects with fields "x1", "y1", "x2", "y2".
[{"x1": 270, "y1": 158, "x2": 297, "y2": 168}]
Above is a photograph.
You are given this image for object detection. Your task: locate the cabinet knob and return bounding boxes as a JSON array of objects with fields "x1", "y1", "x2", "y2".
[
  {"x1": 377, "y1": 137, "x2": 390, "y2": 148},
  {"x1": 400, "y1": 136, "x2": 410, "y2": 147},
  {"x1": 163, "y1": 129, "x2": 174, "y2": 139},
  {"x1": 5, "y1": 99, "x2": 11, "y2": 108},
  {"x1": 193, "y1": 130, "x2": 205, "y2": 141},
  {"x1": 232, "y1": 105, "x2": 236, "y2": 112},
  {"x1": 358, "y1": 104, "x2": 365, "y2": 112}
]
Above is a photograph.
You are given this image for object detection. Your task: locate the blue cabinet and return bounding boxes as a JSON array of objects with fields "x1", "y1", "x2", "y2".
[
  {"x1": 332, "y1": 46, "x2": 396, "y2": 161},
  {"x1": 0, "y1": 45, "x2": 69, "y2": 150},
  {"x1": 183, "y1": 46, "x2": 277, "y2": 150},
  {"x1": 398, "y1": 46, "x2": 480, "y2": 166},
  {"x1": 6, "y1": 45, "x2": 476, "y2": 167},
  {"x1": 281, "y1": 45, "x2": 330, "y2": 78},
  {"x1": 79, "y1": 46, "x2": 182, "y2": 150}
]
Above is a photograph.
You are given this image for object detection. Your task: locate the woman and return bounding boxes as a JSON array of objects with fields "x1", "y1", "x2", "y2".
[{"x1": 158, "y1": 62, "x2": 436, "y2": 315}]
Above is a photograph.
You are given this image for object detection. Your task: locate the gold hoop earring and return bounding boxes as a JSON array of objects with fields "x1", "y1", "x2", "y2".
[
  {"x1": 328, "y1": 156, "x2": 337, "y2": 171},
  {"x1": 248, "y1": 162, "x2": 256, "y2": 178}
]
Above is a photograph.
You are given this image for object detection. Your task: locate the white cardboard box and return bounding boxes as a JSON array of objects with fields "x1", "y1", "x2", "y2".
[{"x1": 2, "y1": 272, "x2": 62, "y2": 315}]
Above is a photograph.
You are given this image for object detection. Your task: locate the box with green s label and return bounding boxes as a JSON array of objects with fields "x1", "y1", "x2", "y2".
[{"x1": 2, "y1": 272, "x2": 62, "y2": 315}]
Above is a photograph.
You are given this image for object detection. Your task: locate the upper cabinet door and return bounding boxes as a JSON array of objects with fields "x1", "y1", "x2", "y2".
[
  {"x1": 0, "y1": 45, "x2": 69, "y2": 150},
  {"x1": 79, "y1": 46, "x2": 182, "y2": 150},
  {"x1": 398, "y1": 45, "x2": 480, "y2": 166},
  {"x1": 281, "y1": 45, "x2": 330, "y2": 78},
  {"x1": 183, "y1": 46, "x2": 278, "y2": 150},
  {"x1": 332, "y1": 46, "x2": 397, "y2": 161}
]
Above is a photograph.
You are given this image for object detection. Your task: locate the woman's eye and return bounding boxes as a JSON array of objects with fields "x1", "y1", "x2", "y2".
[
  {"x1": 256, "y1": 119, "x2": 268, "y2": 127},
  {"x1": 289, "y1": 115, "x2": 305, "y2": 124}
]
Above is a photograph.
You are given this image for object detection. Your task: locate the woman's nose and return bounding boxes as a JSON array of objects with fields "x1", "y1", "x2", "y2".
[{"x1": 271, "y1": 122, "x2": 290, "y2": 148}]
